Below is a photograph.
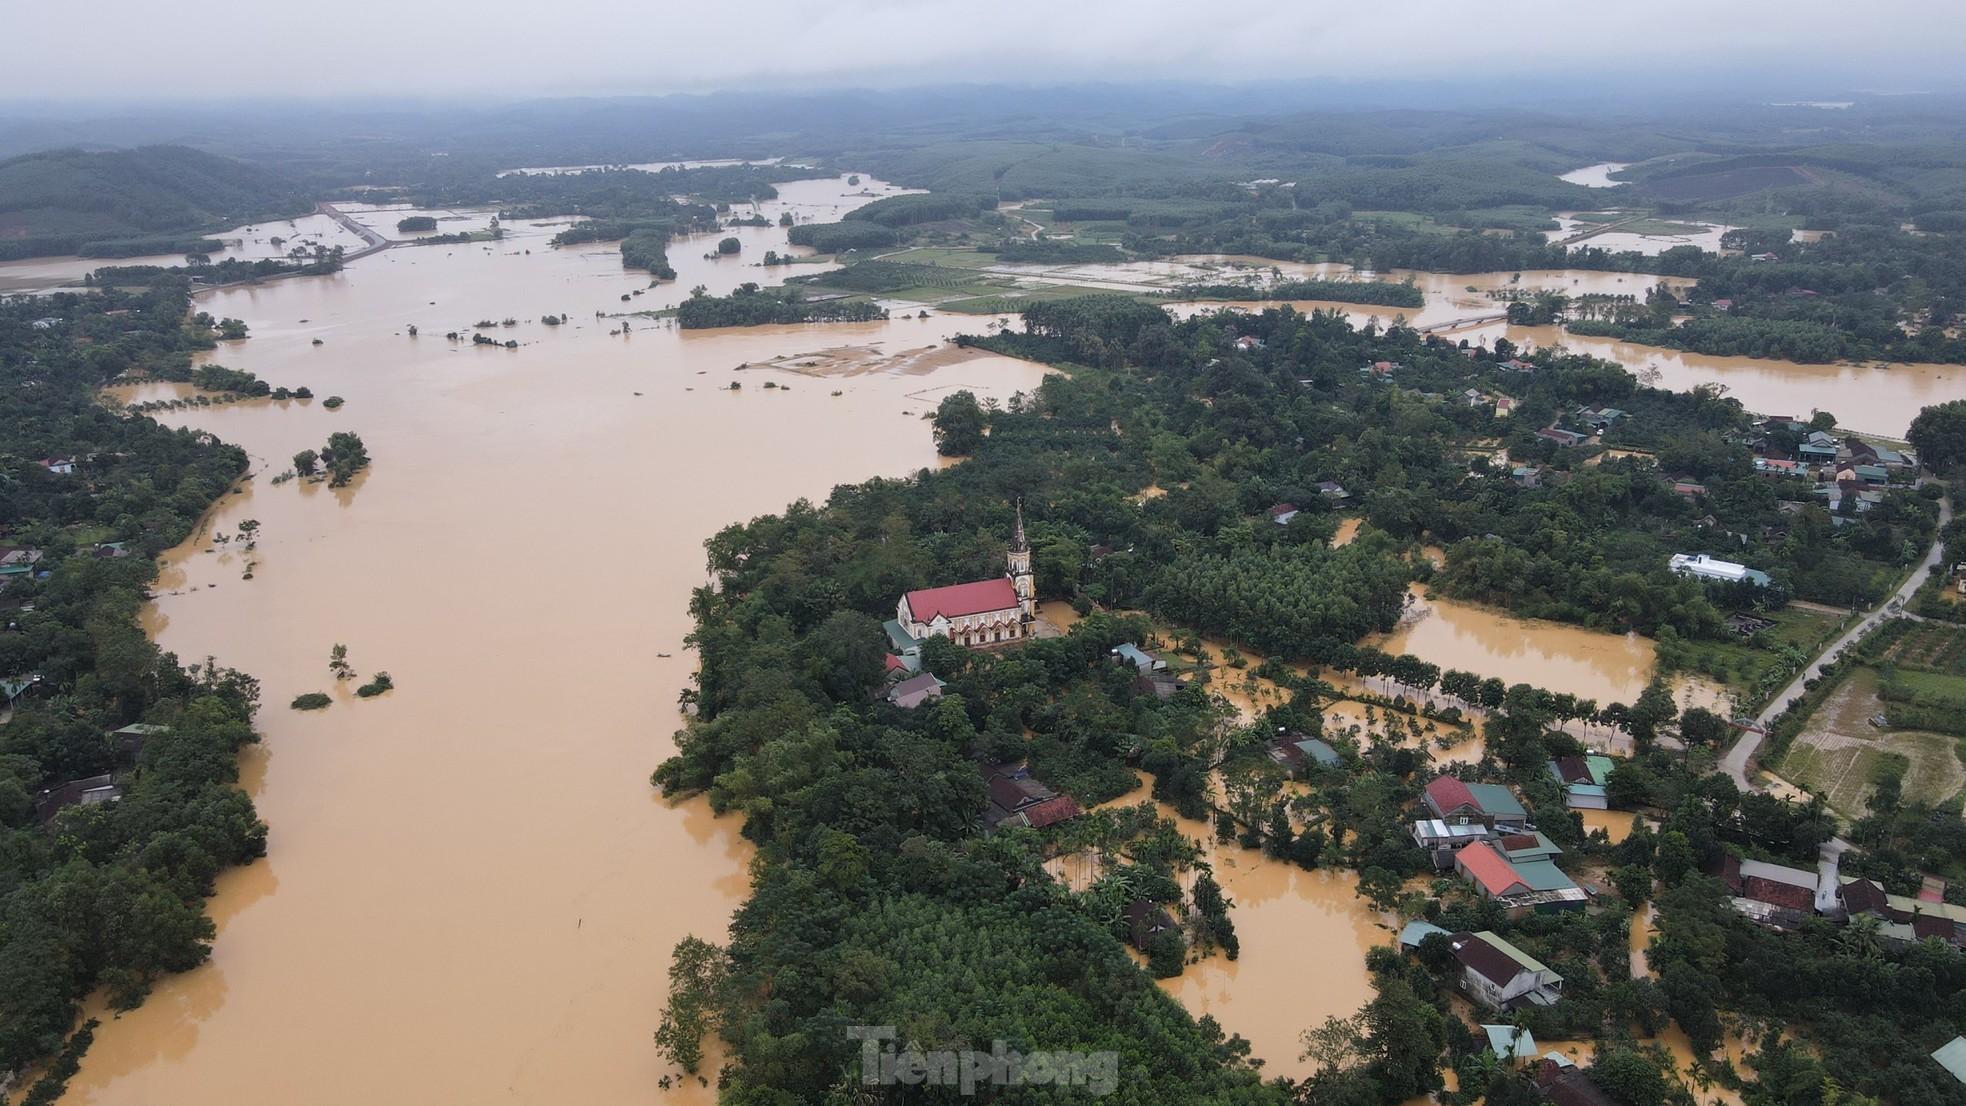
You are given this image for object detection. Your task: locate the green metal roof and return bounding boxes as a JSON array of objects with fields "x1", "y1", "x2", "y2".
[
  {"x1": 1399, "y1": 920, "x2": 1450, "y2": 949},
  {"x1": 1934, "y1": 1036, "x2": 1966, "y2": 1085},
  {"x1": 1483, "y1": 1025, "x2": 1538, "y2": 1061},
  {"x1": 1510, "y1": 859, "x2": 1579, "y2": 893},
  {"x1": 1474, "y1": 931, "x2": 1551, "y2": 976},
  {"x1": 1464, "y1": 782, "x2": 1527, "y2": 819},
  {"x1": 882, "y1": 618, "x2": 920, "y2": 652},
  {"x1": 1295, "y1": 738, "x2": 1341, "y2": 766},
  {"x1": 1585, "y1": 755, "x2": 1616, "y2": 786}
]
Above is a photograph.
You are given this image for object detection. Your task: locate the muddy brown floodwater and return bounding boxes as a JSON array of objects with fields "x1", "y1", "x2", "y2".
[
  {"x1": 1375, "y1": 584, "x2": 1656, "y2": 707},
  {"x1": 37, "y1": 175, "x2": 1054, "y2": 1106},
  {"x1": 1094, "y1": 772, "x2": 1388, "y2": 1083}
]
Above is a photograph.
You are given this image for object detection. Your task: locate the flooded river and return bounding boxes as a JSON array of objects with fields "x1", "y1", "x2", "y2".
[
  {"x1": 43, "y1": 175, "x2": 1053, "y2": 1106},
  {"x1": 12, "y1": 170, "x2": 1787, "y2": 1101}
]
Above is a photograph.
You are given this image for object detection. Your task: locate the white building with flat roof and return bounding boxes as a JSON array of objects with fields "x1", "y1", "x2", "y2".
[{"x1": 1669, "y1": 553, "x2": 1771, "y2": 587}]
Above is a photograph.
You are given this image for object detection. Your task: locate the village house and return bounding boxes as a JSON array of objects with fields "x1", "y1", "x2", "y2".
[
  {"x1": 1233, "y1": 335, "x2": 1265, "y2": 352},
  {"x1": 1575, "y1": 406, "x2": 1627, "y2": 432},
  {"x1": 1399, "y1": 919, "x2": 1451, "y2": 950},
  {"x1": 1422, "y1": 776, "x2": 1529, "y2": 832},
  {"x1": 1832, "y1": 876, "x2": 1966, "y2": 948},
  {"x1": 38, "y1": 457, "x2": 77, "y2": 476},
  {"x1": 1709, "y1": 854, "x2": 1821, "y2": 928},
  {"x1": 1797, "y1": 430, "x2": 1840, "y2": 464},
  {"x1": 1111, "y1": 641, "x2": 1184, "y2": 700},
  {"x1": 883, "y1": 618, "x2": 926, "y2": 674},
  {"x1": 1494, "y1": 396, "x2": 1517, "y2": 418},
  {"x1": 0, "y1": 547, "x2": 44, "y2": 581},
  {"x1": 1547, "y1": 755, "x2": 1615, "y2": 809},
  {"x1": 1536, "y1": 1057, "x2": 1620, "y2": 1106},
  {"x1": 108, "y1": 722, "x2": 169, "y2": 762},
  {"x1": 1536, "y1": 427, "x2": 1589, "y2": 448},
  {"x1": 1511, "y1": 464, "x2": 1544, "y2": 489},
  {"x1": 1447, "y1": 930, "x2": 1565, "y2": 1011},
  {"x1": 983, "y1": 764, "x2": 1080, "y2": 831},
  {"x1": 1268, "y1": 733, "x2": 1342, "y2": 773},
  {"x1": 1111, "y1": 642, "x2": 1165, "y2": 675},
  {"x1": 33, "y1": 773, "x2": 121, "y2": 824},
  {"x1": 1413, "y1": 778, "x2": 1535, "y2": 869},
  {"x1": 2, "y1": 673, "x2": 44, "y2": 710},
  {"x1": 1484, "y1": 1024, "x2": 1539, "y2": 1067},
  {"x1": 1268, "y1": 503, "x2": 1299, "y2": 526},
  {"x1": 1411, "y1": 817, "x2": 1494, "y2": 864},
  {"x1": 1454, "y1": 840, "x2": 1586, "y2": 915},
  {"x1": 894, "y1": 505, "x2": 1036, "y2": 648},
  {"x1": 886, "y1": 671, "x2": 945, "y2": 709},
  {"x1": 1315, "y1": 480, "x2": 1351, "y2": 504}
]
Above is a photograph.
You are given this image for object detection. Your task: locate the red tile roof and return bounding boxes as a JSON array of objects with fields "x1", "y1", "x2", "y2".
[
  {"x1": 1914, "y1": 914, "x2": 1961, "y2": 943},
  {"x1": 904, "y1": 578, "x2": 1019, "y2": 620},
  {"x1": 1425, "y1": 775, "x2": 1479, "y2": 815},
  {"x1": 1457, "y1": 841, "x2": 1529, "y2": 898},
  {"x1": 1021, "y1": 796, "x2": 1080, "y2": 828}
]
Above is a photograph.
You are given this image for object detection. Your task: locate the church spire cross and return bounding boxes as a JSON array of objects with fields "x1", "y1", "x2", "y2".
[{"x1": 1011, "y1": 499, "x2": 1029, "y2": 553}]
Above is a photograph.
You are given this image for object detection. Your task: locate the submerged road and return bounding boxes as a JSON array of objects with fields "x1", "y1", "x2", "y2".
[
  {"x1": 316, "y1": 202, "x2": 393, "y2": 260},
  {"x1": 190, "y1": 204, "x2": 393, "y2": 300}
]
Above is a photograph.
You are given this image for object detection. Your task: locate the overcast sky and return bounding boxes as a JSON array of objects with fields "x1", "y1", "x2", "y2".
[{"x1": 3, "y1": 0, "x2": 1962, "y2": 101}]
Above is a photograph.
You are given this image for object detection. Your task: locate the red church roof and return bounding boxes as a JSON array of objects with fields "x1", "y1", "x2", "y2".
[{"x1": 904, "y1": 578, "x2": 1019, "y2": 621}]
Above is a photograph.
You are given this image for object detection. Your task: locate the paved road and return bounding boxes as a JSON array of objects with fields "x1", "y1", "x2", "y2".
[
  {"x1": 190, "y1": 203, "x2": 392, "y2": 300},
  {"x1": 316, "y1": 202, "x2": 392, "y2": 259},
  {"x1": 1720, "y1": 492, "x2": 1953, "y2": 790}
]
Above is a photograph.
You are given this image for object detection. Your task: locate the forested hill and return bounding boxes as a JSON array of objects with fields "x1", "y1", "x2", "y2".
[{"x1": 0, "y1": 145, "x2": 311, "y2": 261}]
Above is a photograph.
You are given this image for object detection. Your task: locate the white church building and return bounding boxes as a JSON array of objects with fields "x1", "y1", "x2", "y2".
[{"x1": 894, "y1": 504, "x2": 1038, "y2": 648}]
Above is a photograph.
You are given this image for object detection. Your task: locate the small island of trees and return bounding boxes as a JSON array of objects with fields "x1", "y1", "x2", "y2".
[{"x1": 674, "y1": 283, "x2": 887, "y2": 328}]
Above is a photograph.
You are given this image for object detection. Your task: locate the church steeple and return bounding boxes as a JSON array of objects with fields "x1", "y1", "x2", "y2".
[{"x1": 1007, "y1": 499, "x2": 1035, "y2": 625}]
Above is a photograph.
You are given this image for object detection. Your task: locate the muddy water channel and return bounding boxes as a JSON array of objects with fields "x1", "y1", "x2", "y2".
[{"x1": 47, "y1": 176, "x2": 1053, "y2": 1106}]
